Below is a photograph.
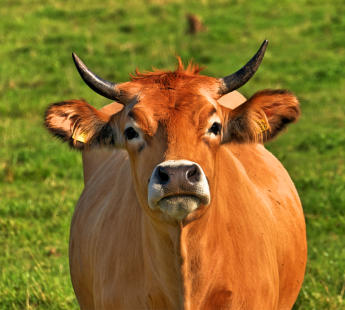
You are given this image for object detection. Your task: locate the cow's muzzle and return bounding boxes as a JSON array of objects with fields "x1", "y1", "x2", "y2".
[{"x1": 148, "y1": 160, "x2": 210, "y2": 221}]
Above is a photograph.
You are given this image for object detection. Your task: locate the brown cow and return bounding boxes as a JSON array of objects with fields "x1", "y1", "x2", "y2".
[{"x1": 45, "y1": 41, "x2": 307, "y2": 309}]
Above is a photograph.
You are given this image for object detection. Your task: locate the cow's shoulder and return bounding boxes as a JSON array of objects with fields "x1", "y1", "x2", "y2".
[
  {"x1": 219, "y1": 143, "x2": 301, "y2": 218},
  {"x1": 225, "y1": 143, "x2": 291, "y2": 187}
]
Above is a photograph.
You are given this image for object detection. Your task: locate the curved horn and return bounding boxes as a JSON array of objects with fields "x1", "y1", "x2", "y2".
[
  {"x1": 219, "y1": 40, "x2": 268, "y2": 95},
  {"x1": 72, "y1": 53, "x2": 122, "y2": 101}
]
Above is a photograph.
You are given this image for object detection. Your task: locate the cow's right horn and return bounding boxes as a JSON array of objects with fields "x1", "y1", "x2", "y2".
[{"x1": 72, "y1": 53, "x2": 122, "y2": 102}]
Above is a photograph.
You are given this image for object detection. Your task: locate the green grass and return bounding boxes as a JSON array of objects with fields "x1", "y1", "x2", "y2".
[{"x1": 1, "y1": 0, "x2": 344, "y2": 308}]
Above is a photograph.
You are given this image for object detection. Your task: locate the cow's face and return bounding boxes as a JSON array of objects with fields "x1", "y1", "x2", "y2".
[
  {"x1": 45, "y1": 43, "x2": 300, "y2": 223},
  {"x1": 115, "y1": 78, "x2": 224, "y2": 222}
]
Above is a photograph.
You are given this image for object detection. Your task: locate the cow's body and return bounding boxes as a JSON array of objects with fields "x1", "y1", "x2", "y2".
[
  {"x1": 45, "y1": 45, "x2": 307, "y2": 309},
  {"x1": 68, "y1": 92, "x2": 306, "y2": 309},
  {"x1": 72, "y1": 141, "x2": 305, "y2": 309}
]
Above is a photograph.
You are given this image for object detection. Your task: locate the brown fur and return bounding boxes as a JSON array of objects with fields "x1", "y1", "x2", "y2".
[
  {"x1": 45, "y1": 100, "x2": 118, "y2": 149},
  {"x1": 223, "y1": 89, "x2": 300, "y2": 144},
  {"x1": 45, "y1": 62, "x2": 307, "y2": 309},
  {"x1": 131, "y1": 57, "x2": 203, "y2": 81}
]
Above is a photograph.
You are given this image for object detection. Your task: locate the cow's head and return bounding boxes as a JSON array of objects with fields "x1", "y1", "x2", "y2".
[{"x1": 45, "y1": 41, "x2": 300, "y2": 223}]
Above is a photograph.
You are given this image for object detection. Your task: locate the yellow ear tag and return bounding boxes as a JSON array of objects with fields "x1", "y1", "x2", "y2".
[
  {"x1": 256, "y1": 119, "x2": 270, "y2": 133},
  {"x1": 72, "y1": 132, "x2": 87, "y2": 143}
]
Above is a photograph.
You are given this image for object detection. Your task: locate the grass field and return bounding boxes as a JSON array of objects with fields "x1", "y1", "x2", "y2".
[{"x1": 1, "y1": 0, "x2": 344, "y2": 309}]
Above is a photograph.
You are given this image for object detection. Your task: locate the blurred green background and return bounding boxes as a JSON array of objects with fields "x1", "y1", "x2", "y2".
[{"x1": 1, "y1": 0, "x2": 344, "y2": 309}]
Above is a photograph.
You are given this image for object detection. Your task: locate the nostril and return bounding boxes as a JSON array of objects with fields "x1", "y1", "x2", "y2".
[
  {"x1": 186, "y1": 164, "x2": 200, "y2": 183},
  {"x1": 187, "y1": 166, "x2": 196, "y2": 179},
  {"x1": 157, "y1": 167, "x2": 170, "y2": 184}
]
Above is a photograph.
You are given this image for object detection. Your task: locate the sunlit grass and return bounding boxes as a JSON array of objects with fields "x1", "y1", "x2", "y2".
[{"x1": 1, "y1": 0, "x2": 344, "y2": 308}]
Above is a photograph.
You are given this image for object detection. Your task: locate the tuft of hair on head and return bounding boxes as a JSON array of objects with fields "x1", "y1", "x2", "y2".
[
  {"x1": 175, "y1": 56, "x2": 204, "y2": 75},
  {"x1": 129, "y1": 57, "x2": 204, "y2": 81}
]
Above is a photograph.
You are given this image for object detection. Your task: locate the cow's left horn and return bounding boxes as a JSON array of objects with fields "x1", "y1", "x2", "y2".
[
  {"x1": 219, "y1": 40, "x2": 268, "y2": 95},
  {"x1": 72, "y1": 53, "x2": 122, "y2": 101}
]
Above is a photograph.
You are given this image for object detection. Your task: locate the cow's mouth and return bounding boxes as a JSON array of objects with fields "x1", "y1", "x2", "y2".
[
  {"x1": 157, "y1": 194, "x2": 202, "y2": 221},
  {"x1": 148, "y1": 160, "x2": 211, "y2": 221}
]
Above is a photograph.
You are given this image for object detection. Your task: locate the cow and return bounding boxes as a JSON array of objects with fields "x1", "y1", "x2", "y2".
[{"x1": 45, "y1": 40, "x2": 307, "y2": 309}]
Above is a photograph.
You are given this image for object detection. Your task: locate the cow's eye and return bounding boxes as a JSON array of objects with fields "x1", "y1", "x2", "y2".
[
  {"x1": 209, "y1": 122, "x2": 222, "y2": 135},
  {"x1": 124, "y1": 127, "x2": 139, "y2": 140}
]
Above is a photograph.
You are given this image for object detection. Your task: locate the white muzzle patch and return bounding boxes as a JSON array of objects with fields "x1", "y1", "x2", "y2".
[{"x1": 148, "y1": 160, "x2": 210, "y2": 221}]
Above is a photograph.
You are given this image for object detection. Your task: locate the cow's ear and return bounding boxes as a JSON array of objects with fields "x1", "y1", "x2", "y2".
[
  {"x1": 222, "y1": 90, "x2": 300, "y2": 144},
  {"x1": 45, "y1": 100, "x2": 119, "y2": 150}
]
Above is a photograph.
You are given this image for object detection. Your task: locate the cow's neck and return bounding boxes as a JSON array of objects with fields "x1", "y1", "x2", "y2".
[
  {"x1": 141, "y1": 204, "x2": 229, "y2": 310},
  {"x1": 180, "y1": 204, "x2": 235, "y2": 310},
  {"x1": 141, "y1": 214, "x2": 184, "y2": 309}
]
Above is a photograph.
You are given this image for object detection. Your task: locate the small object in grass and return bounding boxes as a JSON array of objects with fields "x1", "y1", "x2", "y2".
[
  {"x1": 186, "y1": 13, "x2": 207, "y2": 34},
  {"x1": 47, "y1": 247, "x2": 60, "y2": 257}
]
